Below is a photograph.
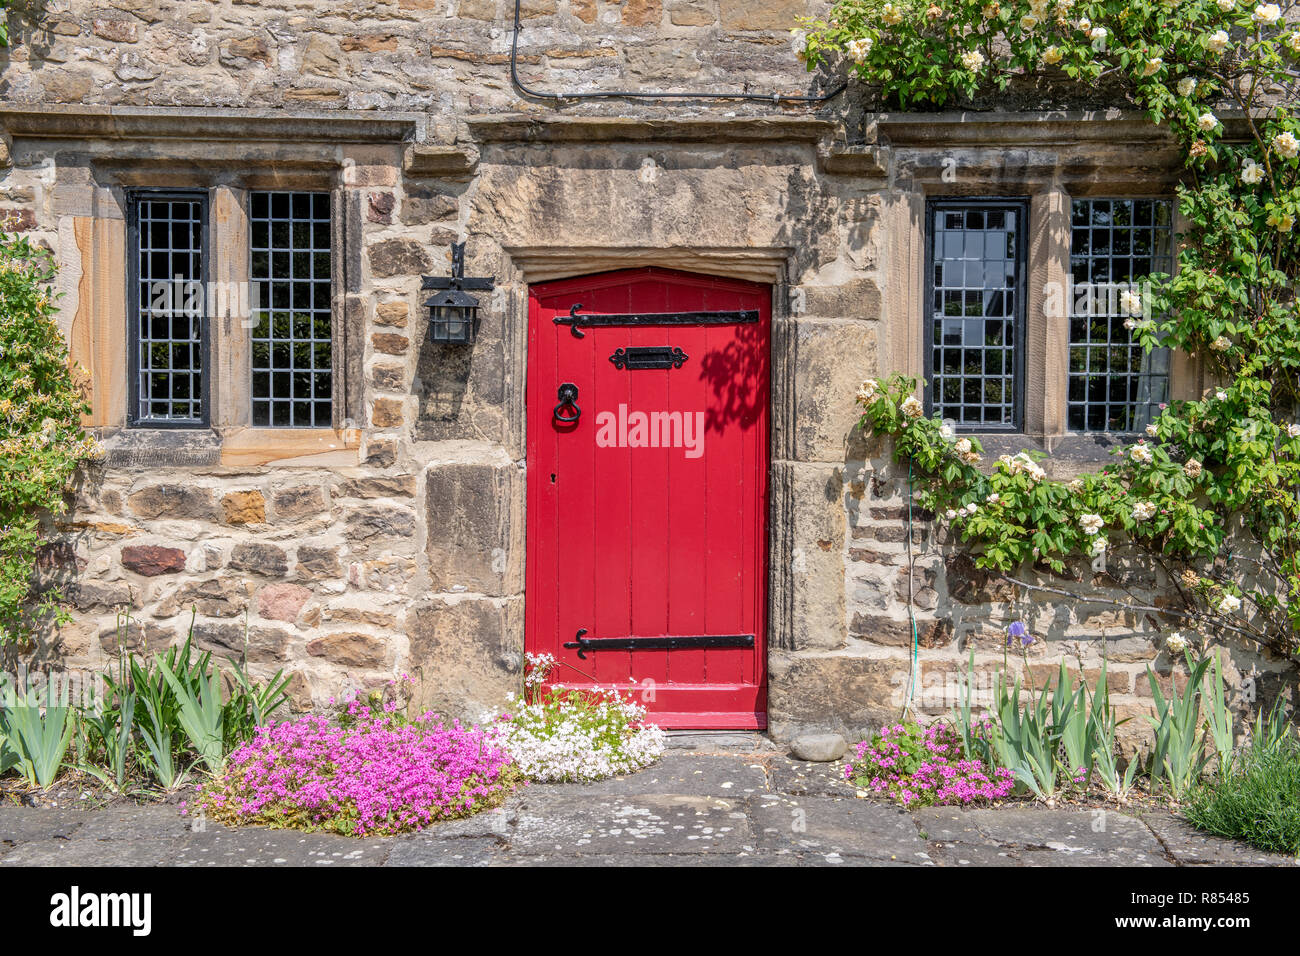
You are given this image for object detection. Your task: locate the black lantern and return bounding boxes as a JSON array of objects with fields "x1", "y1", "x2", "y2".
[{"x1": 422, "y1": 242, "x2": 495, "y2": 345}]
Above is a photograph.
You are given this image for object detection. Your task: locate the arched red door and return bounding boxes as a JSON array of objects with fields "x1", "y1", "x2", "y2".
[{"x1": 526, "y1": 268, "x2": 770, "y2": 729}]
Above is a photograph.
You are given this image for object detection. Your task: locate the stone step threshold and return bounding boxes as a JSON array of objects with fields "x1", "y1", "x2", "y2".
[{"x1": 662, "y1": 730, "x2": 777, "y2": 753}]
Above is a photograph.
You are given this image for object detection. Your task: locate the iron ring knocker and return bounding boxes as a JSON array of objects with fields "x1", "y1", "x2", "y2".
[{"x1": 553, "y1": 382, "x2": 581, "y2": 424}]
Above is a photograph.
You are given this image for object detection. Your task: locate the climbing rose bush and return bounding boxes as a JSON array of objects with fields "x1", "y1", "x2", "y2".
[
  {"x1": 0, "y1": 232, "x2": 99, "y2": 645},
  {"x1": 845, "y1": 720, "x2": 1016, "y2": 807},
  {"x1": 802, "y1": 2, "x2": 1300, "y2": 663},
  {"x1": 194, "y1": 693, "x2": 519, "y2": 836},
  {"x1": 490, "y1": 654, "x2": 667, "y2": 782}
]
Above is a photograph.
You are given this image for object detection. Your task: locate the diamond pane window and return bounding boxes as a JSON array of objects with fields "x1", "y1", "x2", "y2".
[
  {"x1": 926, "y1": 201, "x2": 1026, "y2": 429},
  {"x1": 250, "y1": 191, "x2": 333, "y2": 428},
  {"x1": 130, "y1": 194, "x2": 207, "y2": 425},
  {"x1": 1068, "y1": 198, "x2": 1174, "y2": 432}
]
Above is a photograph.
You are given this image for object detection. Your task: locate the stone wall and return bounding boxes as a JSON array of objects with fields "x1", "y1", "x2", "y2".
[
  {"x1": 1, "y1": 1, "x2": 1294, "y2": 741},
  {"x1": 0, "y1": 0, "x2": 832, "y2": 113}
]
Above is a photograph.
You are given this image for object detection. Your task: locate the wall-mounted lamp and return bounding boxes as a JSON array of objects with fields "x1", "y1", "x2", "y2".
[{"x1": 421, "y1": 242, "x2": 495, "y2": 345}]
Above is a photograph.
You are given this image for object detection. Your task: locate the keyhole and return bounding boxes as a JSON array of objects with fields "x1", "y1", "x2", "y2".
[{"x1": 550, "y1": 473, "x2": 556, "y2": 484}]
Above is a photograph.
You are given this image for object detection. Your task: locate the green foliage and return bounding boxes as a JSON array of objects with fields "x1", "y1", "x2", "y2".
[
  {"x1": 812, "y1": 3, "x2": 1300, "y2": 662},
  {"x1": 0, "y1": 618, "x2": 292, "y2": 791},
  {"x1": 1145, "y1": 650, "x2": 1213, "y2": 797},
  {"x1": 0, "y1": 232, "x2": 97, "y2": 645},
  {"x1": 0, "y1": 686, "x2": 74, "y2": 789},
  {"x1": 1185, "y1": 737, "x2": 1300, "y2": 855}
]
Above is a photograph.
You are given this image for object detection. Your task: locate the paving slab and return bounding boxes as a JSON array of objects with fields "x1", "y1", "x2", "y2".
[
  {"x1": 764, "y1": 757, "x2": 856, "y2": 797},
  {"x1": 172, "y1": 825, "x2": 393, "y2": 866},
  {"x1": 749, "y1": 794, "x2": 933, "y2": 864},
  {"x1": 508, "y1": 793, "x2": 753, "y2": 855},
  {"x1": 0, "y1": 808, "x2": 86, "y2": 848},
  {"x1": 1136, "y1": 810, "x2": 1298, "y2": 867},
  {"x1": 524, "y1": 753, "x2": 768, "y2": 799},
  {"x1": 914, "y1": 806, "x2": 1170, "y2": 867}
]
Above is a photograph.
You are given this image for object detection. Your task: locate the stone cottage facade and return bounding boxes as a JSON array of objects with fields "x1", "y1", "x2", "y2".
[{"x1": 1, "y1": 0, "x2": 1290, "y2": 740}]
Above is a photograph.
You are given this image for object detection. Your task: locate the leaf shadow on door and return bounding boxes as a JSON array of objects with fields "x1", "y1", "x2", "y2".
[{"x1": 697, "y1": 320, "x2": 765, "y2": 434}]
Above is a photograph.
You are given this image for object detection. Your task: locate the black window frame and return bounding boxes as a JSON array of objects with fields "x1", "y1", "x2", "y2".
[
  {"x1": 126, "y1": 188, "x2": 212, "y2": 428},
  {"x1": 923, "y1": 196, "x2": 1030, "y2": 434},
  {"x1": 1066, "y1": 195, "x2": 1175, "y2": 435},
  {"x1": 248, "y1": 190, "x2": 336, "y2": 430}
]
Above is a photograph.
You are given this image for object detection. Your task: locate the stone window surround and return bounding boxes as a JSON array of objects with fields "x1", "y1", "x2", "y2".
[
  {"x1": 877, "y1": 113, "x2": 1204, "y2": 462},
  {"x1": 0, "y1": 107, "x2": 431, "y2": 467}
]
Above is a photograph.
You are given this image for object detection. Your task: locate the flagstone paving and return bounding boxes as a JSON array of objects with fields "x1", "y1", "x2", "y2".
[{"x1": 0, "y1": 751, "x2": 1295, "y2": 867}]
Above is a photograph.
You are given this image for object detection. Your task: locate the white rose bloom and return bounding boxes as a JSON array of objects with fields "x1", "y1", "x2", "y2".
[
  {"x1": 1120, "y1": 290, "x2": 1144, "y2": 315},
  {"x1": 1273, "y1": 131, "x2": 1300, "y2": 159},
  {"x1": 1079, "y1": 513, "x2": 1105, "y2": 535},
  {"x1": 945, "y1": 509, "x2": 958, "y2": 520},
  {"x1": 857, "y1": 378, "x2": 880, "y2": 402},
  {"x1": 1242, "y1": 160, "x2": 1265, "y2": 184},
  {"x1": 1130, "y1": 443, "x2": 1154, "y2": 465},
  {"x1": 1206, "y1": 30, "x2": 1230, "y2": 54},
  {"x1": 1216, "y1": 390, "x2": 1228, "y2": 401},
  {"x1": 939, "y1": 421, "x2": 957, "y2": 441},
  {"x1": 1184, "y1": 458, "x2": 1203, "y2": 478},
  {"x1": 1177, "y1": 77, "x2": 1197, "y2": 97},
  {"x1": 1132, "y1": 501, "x2": 1157, "y2": 522},
  {"x1": 1217, "y1": 0, "x2": 1235, "y2": 9},
  {"x1": 961, "y1": 50, "x2": 986, "y2": 71},
  {"x1": 1146, "y1": 423, "x2": 1159, "y2": 437},
  {"x1": 986, "y1": 492, "x2": 1000, "y2": 503},
  {"x1": 1089, "y1": 26, "x2": 1108, "y2": 43},
  {"x1": 1210, "y1": 335, "x2": 1232, "y2": 351},
  {"x1": 1253, "y1": 3, "x2": 1282, "y2": 25},
  {"x1": 1287, "y1": 423, "x2": 1300, "y2": 438},
  {"x1": 1020, "y1": 14, "x2": 1038, "y2": 31},
  {"x1": 955, "y1": 437, "x2": 973, "y2": 455},
  {"x1": 1090, "y1": 536, "x2": 1108, "y2": 556},
  {"x1": 1288, "y1": 32, "x2": 1300, "y2": 54},
  {"x1": 1078, "y1": 17, "x2": 1091, "y2": 31},
  {"x1": 1043, "y1": 45, "x2": 1063, "y2": 64},
  {"x1": 901, "y1": 395, "x2": 925, "y2": 419},
  {"x1": 1143, "y1": 57, "x2": 1163, "y2": 76},
  {"x1": 848, "y1": 37, "x2": 874, "y2": 63},
  {"x1": 1165, "y1": 631, "x2": 1188, "y2": 653},
  {"x1": 1197, "y1": 111, "x2": 1220, "y2": 132},
  {"x1": 965, "y1": 502, "x2": 978, "y2": 515},
  {"x1": 1218, "y1": 594, "x2": 1242, "y2": 613}
]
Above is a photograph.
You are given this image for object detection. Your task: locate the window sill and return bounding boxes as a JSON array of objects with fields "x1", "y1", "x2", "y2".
[
  {"x1": 218, "y1": 427, "x2": 361, "y2": 467},
  {"x1": 99, "y1": 427, "x2": 361, "y2": 468}
]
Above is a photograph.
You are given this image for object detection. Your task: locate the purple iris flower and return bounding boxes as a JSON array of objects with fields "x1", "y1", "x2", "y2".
[{"x1": 1006, "y1": 621, "x2": 1033, "y2": 647}]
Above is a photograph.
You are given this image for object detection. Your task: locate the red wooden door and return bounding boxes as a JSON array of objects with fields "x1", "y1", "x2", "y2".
[{"x1": 526, "y1": 268, "x2": 770, "y2": 729}]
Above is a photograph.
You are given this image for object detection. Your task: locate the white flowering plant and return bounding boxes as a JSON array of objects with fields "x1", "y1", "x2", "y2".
[
  {"x1": 815, "y1": 3, "x2": 1300, "y2": 664},
  {"x1": 489, "y1": 654, "x2": 667, "y2": 783},
  {"x1": 0, "y1": 232, "x2": 98, "y2": 646}
]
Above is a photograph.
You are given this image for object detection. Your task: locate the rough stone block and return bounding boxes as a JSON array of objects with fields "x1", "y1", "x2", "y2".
[
  {"x1": 718, "y1": 0, "x2": 803, "y2": 30},
  {"x1": 792, "y1": 318, "x2": 877, "y2": 463},
  {"x1": 306, "y1": 632, "x2": 390, "y2": 667},
  {"x1": 767, "y1": 653, "x2": 902, "y2": 742},
  {"x1": 127, "y1": 485, "x2": 218, "y2": 521},
  {"x1": 424, "y1": 459, "x2": 520, "y2": 595},
  {"x1": 229, "y1": 542, "x2": 289, "y2": 576},
  {"x1": 121, "y1": 545, "x2": 186, "y2": 576},
  {"x1": 345, "y1": 505, "x2": 417, "y2": 543},
  {"x1": 369, "y1": 238, "x2": 430, "y2": 278},
  {"x1": 271, "y1": 485, "x2": 327, "y2": 522},
  {"x1": 295, "y1": 545, "x2": 342, "y2": 581},
  {"x1": 406, "y1": 596, "x2": 522, "y2": 719},
  {"x1": 221, "y1": 490, "x2": 265, "y2": 525},
  {"x1": 257, "y1": 583, "x2": 313, "y2": 623},
  {"x1": 774, "y1": 462, "x2": 846, "y2": 650},
  {"x1": 153, "y1": 578, "x2": 254, "y2": 618}
]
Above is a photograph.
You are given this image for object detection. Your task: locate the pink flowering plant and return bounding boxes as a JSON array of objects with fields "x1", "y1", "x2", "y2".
[
  {"x1": 845, "y1": 719, "x2": 1015, "y2": 807},
  {"x1": 193, "y1": 684, "x2": 520, "y2": 836}
]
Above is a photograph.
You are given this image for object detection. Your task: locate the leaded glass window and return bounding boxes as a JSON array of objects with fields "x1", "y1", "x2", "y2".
[
  {"x1": 926, "y1": 201, "x2": 1026, "y2": 430},
  {"x1": 130, "y1": 193, "x2": 207, "y2": 425},
  {"x1": 249, "y1": 191, "x2": 333, "y2": 428},
  {"x1": 1068, "y1": 198, "x2": 1174, "y2": 432}
]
